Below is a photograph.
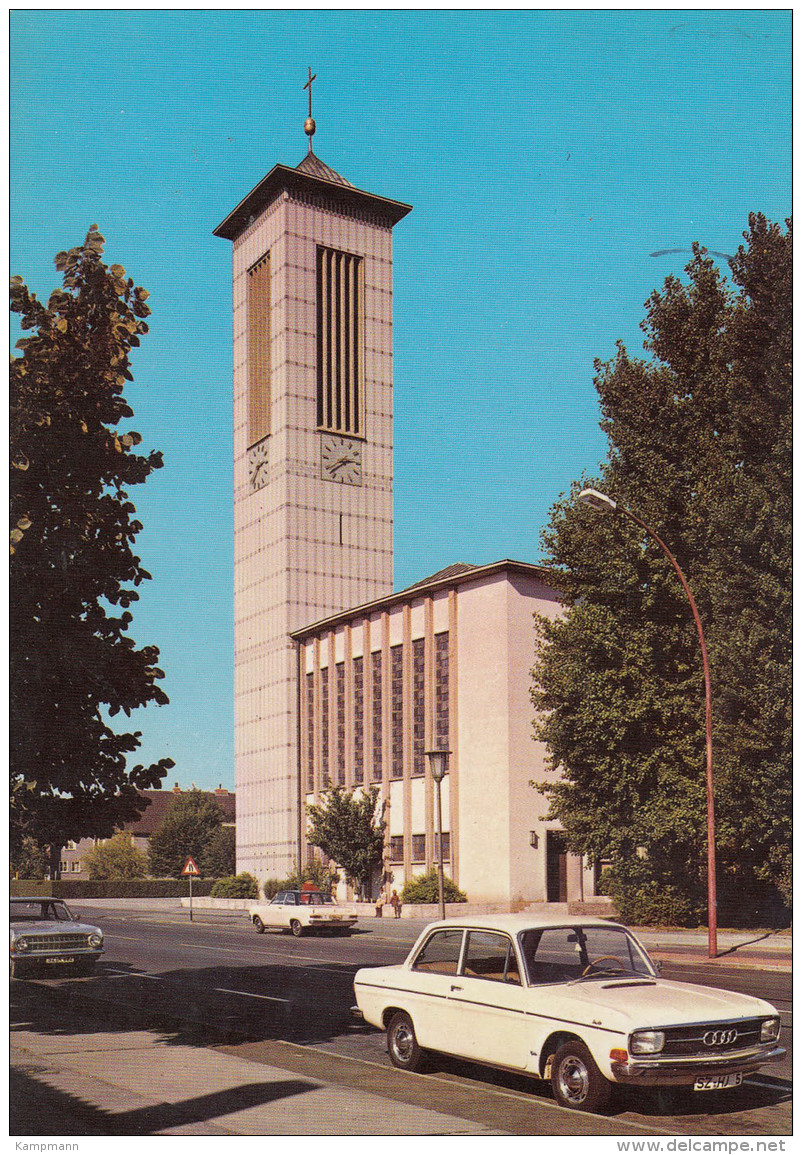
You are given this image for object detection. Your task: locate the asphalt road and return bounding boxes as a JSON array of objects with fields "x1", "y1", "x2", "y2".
[{"x1": 11, "y1": 909, "x2": 792, "y2": 1136}]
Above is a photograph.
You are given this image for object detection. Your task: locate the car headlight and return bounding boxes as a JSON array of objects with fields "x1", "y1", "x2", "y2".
[
  {"x1": 630, "y1": 1030, "x2": 665, "y2": 1054},
  {"x1": 13, "y1": 936, "x2": 30, "y2": 953},
  {"x1": 760, "y1": 1017, "x2": 781, "y2": 1043},
  {"x1": 88, "y1": 933, "x2": 103, "y2": 949}
]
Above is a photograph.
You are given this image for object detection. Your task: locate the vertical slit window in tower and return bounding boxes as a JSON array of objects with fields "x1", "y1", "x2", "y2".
[
  {"x1": 321, "y1": 667, "x2": 330, "y2": 786},
  {"x1": 316, "y1": 246, "x2": 363, "y2": 435},
  {"x1": 353, "y1": 656, "x2": 364, "y2": 784},
  {"x1": 247, "y1": 254, "x2": 270, "y2": 444},
  {"x1": 435, "y1": 632, "x2": 449, "y2": 749},
  {"x1": 372, "y1": 651, "x2": 383, "y2": 781},
  {"x1": 306, "y1": 673, "x2": 315, "y2": 792},
  {"x1": 336, "y1": 662, "x2": 345, "y2": 785},
  {"x1": 316, "y1": 250, "x2": 325, "y2": 427},
  {"x1": 391, "y1": 644, "x2": 404, "y2": 779},
  {"x1": 412, "y1": 638, "x2": 425, "y2": 775}
]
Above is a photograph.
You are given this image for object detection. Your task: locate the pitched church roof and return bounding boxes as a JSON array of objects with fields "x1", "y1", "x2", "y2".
[
  {"x1": 403, "y1": 563, "x2": 480, "y2": 591},
  {"x1": 295, "y1": 149, "x2": 354, "y2": 188}
]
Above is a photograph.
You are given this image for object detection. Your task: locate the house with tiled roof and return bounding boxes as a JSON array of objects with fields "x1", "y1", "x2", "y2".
[{"x1": 59, "y1": 785, "x2": 235, "y2": 878}]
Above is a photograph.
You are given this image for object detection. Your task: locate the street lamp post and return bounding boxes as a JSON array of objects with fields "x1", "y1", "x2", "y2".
[
  {"x1": 578, "y1": 488, "x2": 718, "y2": 959},
  {"x1": 426, "y1": 749, "x2": 450, "y2": 921}
]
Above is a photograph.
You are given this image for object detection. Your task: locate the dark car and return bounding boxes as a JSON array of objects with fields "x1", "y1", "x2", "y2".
[{"x1": 10, "y1": 897, "x2": 104, "y2": 978}]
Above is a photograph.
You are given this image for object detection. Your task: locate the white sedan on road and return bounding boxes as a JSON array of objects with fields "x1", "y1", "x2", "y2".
[
  {"x1": 248, "y1": 890, "x2": 358, "y2": 937},
  {"x1": 353, "y1": 913, "x2": 784, "y2": 1112}
]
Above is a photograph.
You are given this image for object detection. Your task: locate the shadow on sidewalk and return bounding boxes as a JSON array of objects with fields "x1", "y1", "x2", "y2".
[{"x1": 10, "y1": 1066, "x2": 319, "y2": 1136}]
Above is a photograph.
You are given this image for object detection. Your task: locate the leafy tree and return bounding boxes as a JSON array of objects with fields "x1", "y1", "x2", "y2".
[
  {"x1": 84, "y1": 831, "x2": 148, "y2": 880},
  {"x1": 533, "y1": 215, "x2": 791, "y2": 925},
  {"x1": 10, "y1": 836, "x2": 49, "y2": 880},
  {"x1": 400, "y1": 870, "x2": 467, "y2": 904},
  {"x1": 264, "y1": 860, "x2": 340, "y2": 899},
  {"x1": 199, "y1": 825, "x2": 237, "y2": 879},
  {"x1": 306, "y1": 786, "x2": 386, "y2": 900},
  {"x1": 147, "y1": 789, "x2": 224, "y2": 879},
  {"x1": 10, "y1": 227, "x2": 173, "y2": 875}
]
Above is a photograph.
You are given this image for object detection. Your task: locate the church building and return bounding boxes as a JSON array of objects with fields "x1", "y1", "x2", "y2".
[{"x1": 214, "y1": 83, "x2": 598, "y2": 909}]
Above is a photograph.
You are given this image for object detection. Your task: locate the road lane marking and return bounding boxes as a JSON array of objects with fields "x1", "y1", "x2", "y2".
[
  {"x1": 103, "y1": 969, "x2": 163, "y2": 979},
  {"x1": 213, "y1": 986, "x2": 290, "y2": 1004}
]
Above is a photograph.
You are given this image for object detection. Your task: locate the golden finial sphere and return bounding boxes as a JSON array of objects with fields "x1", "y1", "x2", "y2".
[{"x1": 304, "y1": 116, "x2": 316, "y2": 138}]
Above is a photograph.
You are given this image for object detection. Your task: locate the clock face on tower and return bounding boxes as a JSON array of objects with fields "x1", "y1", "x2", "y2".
[
  {"x1": 320, "y1": 434, "x2": 363, "y2": 485},
  {"x1": 248, "y1": 437, "x2": 270, "y2": 492}
]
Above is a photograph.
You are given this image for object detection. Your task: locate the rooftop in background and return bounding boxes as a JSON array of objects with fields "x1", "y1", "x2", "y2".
[{"x1": 126, "y1": 786, "x2": 235, "y2": 837}]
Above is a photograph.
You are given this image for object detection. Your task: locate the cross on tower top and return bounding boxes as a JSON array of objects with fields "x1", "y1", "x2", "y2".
[{"x1": 303, "y1": 67, "x2": 317, "y2": 151}]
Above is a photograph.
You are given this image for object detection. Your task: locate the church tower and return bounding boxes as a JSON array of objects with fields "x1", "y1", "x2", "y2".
[{"x1": 215, "y1": 78, "x2": 412, "y2": 880}]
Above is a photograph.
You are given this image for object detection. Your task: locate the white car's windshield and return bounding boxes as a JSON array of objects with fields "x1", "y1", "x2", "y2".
[
  {"x1": 520, "y1": 925, "x2": 655, "y2": 985},
  {"x1": 10, "y1": 900, "x2": 75, "y2": 923}
]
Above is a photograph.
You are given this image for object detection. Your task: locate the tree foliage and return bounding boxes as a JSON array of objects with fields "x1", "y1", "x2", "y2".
[
  {"x1": 84, "y1": 831, "x2": 148, "y2": 880},
  {"x1": 306, "y1": 786, "x2": 386, "y2": 899},
  {"x1": 10, "y1": 837, "x2": 49, "y2": 881},
  {"x1": 533, "y1": 215, "x2": 791, "y2": 924},
  {"x1": 147, "y1": 790, "x2": 225, "y2": 879},
  {"x1": 199, "y1": 825, "x2": 237, "y2": 879},
  {"x1": 10, "y1": 227, "x2": 173, "y2": 869}
]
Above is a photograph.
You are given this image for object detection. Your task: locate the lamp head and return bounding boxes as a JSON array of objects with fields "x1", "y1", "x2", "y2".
[
  {"x1": 426, "y1": 749, "x2": 451, "y2": 782},
  {"x1": 578, "y1": 487, "x2": 618, "y2": 514}
]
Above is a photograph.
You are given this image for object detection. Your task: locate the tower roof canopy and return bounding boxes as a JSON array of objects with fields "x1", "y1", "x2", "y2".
[{"x1": 213, "y1": 153, "x2": 412, "y2": 241}]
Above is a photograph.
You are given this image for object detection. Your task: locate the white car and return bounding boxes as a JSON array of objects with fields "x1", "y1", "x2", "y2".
[
  {"x1": 10, "y1": 897, "x2": 104, "y2": 978},
  {"x1": 353, "y1": 913, "x2": 784, "y2": 1112},
  {"x1": 248, "y1": 890, "x2": 358, "y2": 937}
]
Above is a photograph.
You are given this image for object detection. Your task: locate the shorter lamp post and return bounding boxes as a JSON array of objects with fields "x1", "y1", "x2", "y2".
[
  {"x1": 577, "y1": 488, "x2": 717, "y2": 958},
  {"x1": 426, "y1": 748, "x2": 450, "y2": 921}
]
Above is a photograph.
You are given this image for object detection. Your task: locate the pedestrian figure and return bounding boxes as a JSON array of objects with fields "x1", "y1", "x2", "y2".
[
  {"x1": 375, "y1": 893, "x2": 384, "y2": 918},
  {"x1": 390, "y1": 889, "x2": 402, "y2": 918}
]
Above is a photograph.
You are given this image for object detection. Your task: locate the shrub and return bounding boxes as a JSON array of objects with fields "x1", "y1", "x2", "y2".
[
  {"x1": 401, "y1": 869, "x2": 467, "y2": 905},
  {"x1": 597, "y1": 867, "x2": 703, "y2": 928},
  {"x1": 210, "y1": 873, "x2": 259, "y2": 899},
  {"x1": 10, "y1": 879, "x2": 220, "y2": 898},
  {"x1": 263, "y1": 877, "x2": 284, "y2": 900}
]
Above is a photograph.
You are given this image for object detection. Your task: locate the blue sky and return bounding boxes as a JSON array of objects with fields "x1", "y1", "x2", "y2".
[{"x1": 10, "y1": 9, "x2": 791, "y2": 791}]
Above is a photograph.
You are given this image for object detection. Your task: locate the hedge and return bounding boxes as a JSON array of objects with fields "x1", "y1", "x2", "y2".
[{"x1": 10, "y1": 879, "x2": 220, "y2": 899}]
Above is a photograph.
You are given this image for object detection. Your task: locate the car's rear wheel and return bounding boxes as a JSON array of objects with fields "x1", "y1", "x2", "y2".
[
  {"x1": 290, "y1": 919, "x2": 304, "y2": 937},
  {"x1": 550, "y1": 1040, "x2": 611, "y2": 1112},
  {"x1": 253, "y1": 916, "x2": 265, "y2": 934},
  {"x1": 387, "y1": 1011, "x2": 425, "y2": 1072}
]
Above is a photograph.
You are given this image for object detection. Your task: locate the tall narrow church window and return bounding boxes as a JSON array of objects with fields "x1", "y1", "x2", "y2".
[
  {"x1": 306, "y1": 673, "x2": 314, "y2": 792},
  {"x1": 316, "y1": 247, "x2": 363, "y2": 434},
  {"x1": 247, "y1": 254, "x2": 271, "y2": 444},
  {"x1": 412, "y1": 638, "x2": 425, "y2": 775},
  {"x1": 336, "y1": 662, "x2": 345, "y2": 785},
  {"x1": 391, "y1": 644, "x2": 404, "y2": 779},
  {"x1": 435, "y1": 632, "x2": 449, "y2": 749},
  {"x1": 371, "y1": 652, "x2": 383, "y2": 781},
  {"x1": 353, "y1": 657, "x2": 364, "y2": 785},
  {"x1": 321, "y1": 667, "x2": 330, "y2": 786}
]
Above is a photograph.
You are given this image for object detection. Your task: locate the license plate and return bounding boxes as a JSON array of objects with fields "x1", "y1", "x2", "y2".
[
  {"x1": 45, "y1": 956, "x2": 75, "y2": 965},
  {"x1": 694, "y1": 1073, "x2": 743, "y2": 1092},
  {"x1": 330, "y1": 916, "x2": 342, "y2": 921}
]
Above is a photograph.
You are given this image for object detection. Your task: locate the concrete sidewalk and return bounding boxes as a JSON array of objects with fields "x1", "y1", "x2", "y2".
[{"x1": 10, "y1": 1025, "x2": 504, "y2": 1135}]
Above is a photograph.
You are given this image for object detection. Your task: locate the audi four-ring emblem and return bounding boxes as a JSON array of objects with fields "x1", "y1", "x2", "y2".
[{"x1": 703, "y1": 1029, "x2": 738, "y2": 1047}]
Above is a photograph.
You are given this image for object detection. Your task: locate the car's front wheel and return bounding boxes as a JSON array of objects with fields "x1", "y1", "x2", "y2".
[
  {"x1": 550, "y1": 1040, "x2": 611, "y2": 1112},
  {"x1": 74, "y1": 958, "x2": 97, "y2": 977},
  {"x1": 289, "y1": 919, "x2": 304, "y2": 937},
  {"x1": 387, "y1": 1011, "x2": 426, "y2": 1072},
  {"x1": 253, "y1": 916, "x2": 265, "y2": 934}
]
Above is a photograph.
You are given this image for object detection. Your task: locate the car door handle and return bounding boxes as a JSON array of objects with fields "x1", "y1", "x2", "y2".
[{"x1": 450, "y1": 984, "x2": 463, "y2": 991}]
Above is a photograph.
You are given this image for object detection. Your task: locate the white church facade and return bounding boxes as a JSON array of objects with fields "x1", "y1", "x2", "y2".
[{"x1": 215, "y1": 93, "x2": 598, "y2": 909}]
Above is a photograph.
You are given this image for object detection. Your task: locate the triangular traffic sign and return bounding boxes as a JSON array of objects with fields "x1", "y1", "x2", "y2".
[{"x1": 181, "y1": 856, "x2": 201, "y2": 876}]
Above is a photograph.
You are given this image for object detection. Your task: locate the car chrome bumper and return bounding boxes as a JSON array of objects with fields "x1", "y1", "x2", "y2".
[
  {"x1": 351, "y1": 1005, "x2": 364, "y2": 1020},
  {"x1": 610, "y1": 1045, "x2": 786, "y2": 1086}
]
